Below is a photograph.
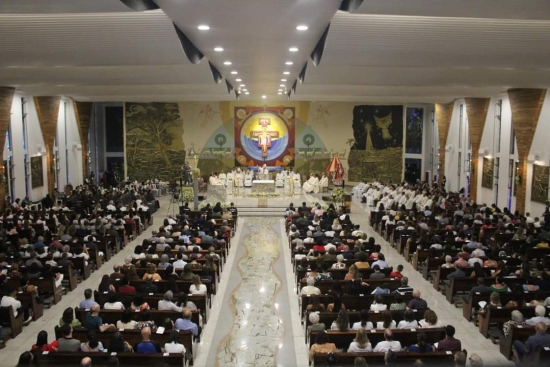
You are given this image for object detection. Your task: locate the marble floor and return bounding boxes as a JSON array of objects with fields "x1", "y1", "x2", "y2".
[{"x1": 0, "y1": 188, "x2": 513, "y2": 366}]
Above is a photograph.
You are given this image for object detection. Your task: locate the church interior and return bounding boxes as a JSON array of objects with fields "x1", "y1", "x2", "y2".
[{"x1": 0, "y1": 1, "x2": 550, "y2": 366}]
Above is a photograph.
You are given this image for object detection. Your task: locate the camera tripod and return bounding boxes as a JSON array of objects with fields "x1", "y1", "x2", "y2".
[{"x1": 166, "y1": 186, "x2": 181, "y2": 217}]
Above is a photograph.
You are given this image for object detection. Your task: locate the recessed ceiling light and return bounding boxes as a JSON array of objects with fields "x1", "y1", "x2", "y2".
[
  {"x1": 281, "y1": 79, "x2": 287, "y2": 82},
  {"x1": 236, "y1": 78, "x2": 242, "y2": 82},
  {"x1": 278, "y1": 92, "x2": 282, "y2": 95},
  {"x1": 280, "y1": 84, "x2": 285, "y2": 87},
  {"x1": 296, "y1": 25, "x2": 308, "y2": 31},
  {"x1": 289, "y1": 47, "x2": 299, "y2": 52},
  {"x1": 245, "y1": 92, "x2": 250, "y2": 95},
  {"x1": 214, "y1": 47, "x2": 224, "y2": 52},
  {"x1": 223, "y1": 61, "x2": 232, "y2": 65},
  {"x1": 231, "y1": 71, "x2": 238, "y2": 74},
  {"x1": 262, "y1": 95, "x2": 267, "y2": 99},
  {"x1": 285, "y1": 61, "x2": 293, "y2": 65},
  {"x1": 283, "y1": 71, "x2": 290, "y2": 75},
  {"x1": 198, "y1": 25, "x2": 210, "y2": 30},
  {"x1": 278, "y1": 89, "x2": 282, "y2": 91},
  {"x1": 240, "y1": 84, "x2": 245, "y2": 87}
]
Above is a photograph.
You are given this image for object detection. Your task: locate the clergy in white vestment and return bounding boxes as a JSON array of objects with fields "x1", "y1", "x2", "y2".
[
  {"x1": 244, "y1": 169, "x2": 253, "y2": 187},
  {"x1": 209, "y1": 174, "x2": 223, "y2": 186},
  {"x1": 302, "y1": 173, "x2": 320, "y2": 193},
  {"x1": 235, "y1": 168, "x2": 244, "y2": 187},
  {"x1": 218, "y1": 171, "x2": 227, "y2": 186},
  {"x1": 292, "y1": 171, "x2": 301, "y2": 186},
  {"x1": 354, "y1": 181, "x2": 367, "y2": 198},
  {"x1": 319, "y1": 173, "x2": 329, "y2": 191},
  {"x1": 226, "y1": 171, "x2": 234, "y2": 187}
]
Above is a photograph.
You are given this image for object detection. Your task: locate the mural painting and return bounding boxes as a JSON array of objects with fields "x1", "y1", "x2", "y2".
[
  {"x1": 348, "y1": 105, "x2": 404, "y2": 183},
  {"x1": 481, "y1": 157, "x2": 494, "y2": 189},
  {"x1": 30, "y1": 156, "x2": 44, "y2": 188},
  {"x1": 125, "y1": 102, "x2": 186, "y2": 181},
  {"x1": 531, "y1": 164, "x2": 549, "y2": 203},
  {"x1": 234, "y1": 106, "x2": 295, "y2": 167}
]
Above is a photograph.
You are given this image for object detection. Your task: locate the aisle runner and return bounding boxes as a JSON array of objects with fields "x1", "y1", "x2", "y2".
[{"x1": 215, "y1": 217, "x2": 284, "y2": 366}]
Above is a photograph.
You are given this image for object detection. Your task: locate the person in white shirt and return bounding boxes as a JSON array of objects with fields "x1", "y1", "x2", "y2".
[
  {"x1": 373, "y1": 329, "x2": 402, "y2": 352},
  {"x1": 164, "y1": 330, "x2": 186, "y2": 353},
  {"x1": 370, "y1": 295, "x2": 388, "y2": 311},
  {"x1": 304, "y1": 231, "x2": 315, "y2": 243},
  {"x1": 347, "y1": 328, "x2": 373, "y2": 352},
  {"x1": 301, "y1": 277, "x2": 321, "y2": 296},
  {"x1": 372, "y1": 254, "x2": 389, "y2": 269},
  {"x1": 158, "y1": 291, "x2": 183, "y2": 312},
  {"x1": 467, "y1": 253, "x2": 483, "y2": 267},
  {"x1": 351, "y1": 310, "x2": 374, "y2": 330},
  {"x1": 376, "y1": 311, "x2": 396, "y2": 330},
  {"x1": 189, "y1": 276, "x2": 207, "y2": 295},
  {"x1": 0, "y1": 288, "x2": 32, "y2": 324},
  {"x1": 173, "y1": 253, "x2": 188, "y2": 269},
  {"x1": 324, "y1": 242, "x2": 337, "y2": 252},
  {"x1": 471, "y1": 243, "x2": 486, "y2": 258},
  {"x1": 104, "y1": 293, "x2": 125, "y2": 310},
  {"x1": 106, "y1": 201, "x2": 116, "y2": 211},
  {"x1": 397, "y1": 309, "x2": 419, "y2": 329},
  {"x1": 525, "y1": 305, "x2": 550, "y2": 326},
  {"x1": 418, "y1": 309, "x2": 440, "y2": 328}
]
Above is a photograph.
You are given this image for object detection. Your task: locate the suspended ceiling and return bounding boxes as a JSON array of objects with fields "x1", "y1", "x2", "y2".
[{"x1": 0, "y1": 0, "x2": 549, "y2": 103}]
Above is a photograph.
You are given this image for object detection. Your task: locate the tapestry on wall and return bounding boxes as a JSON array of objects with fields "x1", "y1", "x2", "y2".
[
  {"x1": 531, "y1": 164, "x2": 549, "y2": 203},
  {"x1": 125, "y1": 102, "x2": 186, "y2": 181},
  {"x1": 348, "y1": 105, "x2": 404, "y2": 183},
  {"x1": 481, "y1": 157, "x2": 494, "y2": 189},
  {"x1": 30, "y1": 156, "x2": 44, "y2": 189},
  {"x1": 234, "y1": 106, "x2": 295, "y2": 167}
]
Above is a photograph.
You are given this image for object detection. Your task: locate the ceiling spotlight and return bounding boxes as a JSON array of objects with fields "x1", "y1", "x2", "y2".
[
  {"x1": 285, "y1": 61, "x2": 293, "y2": 65},
  {"x1": 283, "y1": 71, "x2": 290, "y2": 75},
  {"x1": 197, "y1": 25, "x2": 210, "y2": 30},
  {"x1": 223, "y1": 61, "x2": 232, "y2": 65},
  {"x1": 231, "y1": 71, "x2": 238, "y2": 74},
  {"x1": 281, "y1": 79, "x2": 287, "y2": 82},
  {"x1": 278, "y1": 92, "x2": 282, "y2": 95},
  {"x1": 262, "y1": 95, "x2": 267, "y2": 99},
  {"x1": 245, "y1": 92, "x2": 250, "y2": 95},
  {"x1": 240, "y1": 84, "x2": 245, "y2": 87},
  {"x1": 296, "y1": 25, "x2": 308, "y2": 31},
  {"x1": 289, "y1": 47, "x2": 298, "y2": 52},
  {"x1": 280, "y1": 84, "x2": 285, "y2": 87},
  {"x1": 214, "y1": 47, "x2": 224, "y2": 52},
  {"x1": 278, "y1": 89, "x2": 282, "y2": 92},
  {"x1": 236, "y1": 78, "x2": 242, "y2": 82}
]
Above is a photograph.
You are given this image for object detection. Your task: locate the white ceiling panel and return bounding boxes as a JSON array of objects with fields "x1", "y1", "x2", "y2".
[{"x1": 0, "y1": 0, "x2": 131, "y2": 14}]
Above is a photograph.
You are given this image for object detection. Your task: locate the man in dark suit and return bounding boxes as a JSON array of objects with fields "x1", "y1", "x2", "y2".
[
  {"x1": 140, "y1": 276, "x2": 159, "y2": 294},
  {"x1": 436, "y1": 325, "x2": 462, "y2": 353},
  {"x1": 513, "y1": 322, "x2": 550, "y2": 362}
]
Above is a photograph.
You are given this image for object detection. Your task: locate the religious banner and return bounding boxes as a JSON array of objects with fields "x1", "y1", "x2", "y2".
[
  {"x1": 481, "y1": 157, "x2": 494, "y2": 189},
  {"x1": 531, "y1": 164, "x2": 549, "y2": 203},
  {"x1": 348, "y1": 105, "x2": 404, "y2": 182},
  {"x1": 234, "y1": 106, "x2": 295, "y2": 167}
]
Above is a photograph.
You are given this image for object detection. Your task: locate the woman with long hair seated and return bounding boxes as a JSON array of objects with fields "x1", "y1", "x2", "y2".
[
  {"x1": 108, "y1": 331, "x2": 134, "y2": 353},
  {"x1": 330, "y1": 309, "x2": 350, "y2": 331},
  {"x1": 347, "y1": 328, "x2": 372, "y2": 352}
]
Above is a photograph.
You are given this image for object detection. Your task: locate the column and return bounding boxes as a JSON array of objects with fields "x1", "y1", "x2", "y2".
[
  {"x1": 465, "y1": 98, "x2": 490, "y2": 202},
  {"x1": 73, "y1": 101, "x2": 93, "y2": 180},
  {"x1": 0, "y1": 87, "x2": 15, "y2": 210},
  {"x1": 35, "y1": 97, "x2": 61, "y2": 194},
  {"x1": 508, "y1": 88, "x2": 547, "y2": 213},
  {"x1": 435, "y1": 102, "x2": 453, "y2": 187}
]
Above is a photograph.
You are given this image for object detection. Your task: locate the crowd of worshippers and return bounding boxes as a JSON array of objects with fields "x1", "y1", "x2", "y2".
[{"x1": 5, "y1": 205, "x2": 236, "y2": 366}]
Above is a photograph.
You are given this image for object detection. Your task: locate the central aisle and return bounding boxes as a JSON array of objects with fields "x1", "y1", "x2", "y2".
[{"x1": 202, "y1": 217, "x2": 297, "y2": 367}]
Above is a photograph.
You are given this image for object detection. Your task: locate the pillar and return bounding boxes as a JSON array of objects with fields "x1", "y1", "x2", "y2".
[
  {"x1": 508, "y1": 89, "x2": 547, "y2": 213},
  {"x1": 0, "y1": 87, "x2": 15, "y2": 211},
  {"x1": 35, "y1": 97, "x2": 61, "y2": 194},
  {"x1": 73, "y1": 101, "x2": 93, "y2": 180},
  {"x1": 435, "y1": 102, "x2": 454, "y2": 188},
  {"x1": 465, "y1": 98, "x2": 490, "y2": 202}
]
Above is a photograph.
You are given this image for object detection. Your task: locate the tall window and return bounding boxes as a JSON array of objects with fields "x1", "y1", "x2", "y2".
[
  {"x1": 510, "y1": 120, "x2": 516, "y2": 154},
  {"x1": 507, "y1": 159, "x2": 514, "y2": 209},
  {"x1": 496, "y1": 100, "x2": 502, "y2": 153},
  {"x1": 458, "y1": 104, "x2": 463, "y2": 149},
  {"x1": 105, "y1": 107, "x2": 124, "y2": 153},
  {"x1": 22, "y1": 97, "x2": 30, "y2": 197},
  {"x1": 6, "y1": 125, "x2": 14, "y2": 201},
  {"x1": 64, "y1": 102, "x2": 69, "y2": 185},
  {"x1": 406, "y1": 108, "x2": 423, "y2": 154}
]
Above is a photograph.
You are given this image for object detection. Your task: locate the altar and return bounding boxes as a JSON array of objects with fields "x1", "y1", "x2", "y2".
[{"x1": 252, "y1": 179, "x2": 275, "y2": 193}]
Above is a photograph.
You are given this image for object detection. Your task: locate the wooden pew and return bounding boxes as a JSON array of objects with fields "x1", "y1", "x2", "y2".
[
  {"x1": 499, "y1": 325, "x2": 550, "y2": 361},
  {"x1": 112, "y1": 279, "x2": 213, "y2": 305},
  {"x1": 128, "y1": 267, "x2": 218, "y2": 286},
  {"x1": 137, "y1": 256, "x2": 222, "y2": 277},
  {"x1": 19, "y1": 264, "x2": 78, "y2": 292},
  {"x1": 462, "y1": 291, "x2": 550, "y2": 321},
  {"x1": 0, "y1": 305, "x2": 23, "y2": 339},
  {"x1": 55, "y1": 327, "x2": 194, "y2": 364},
  {"x1": 7, "y1": 277, "x2": 62, "y2": 304},
  {"x1": 34, "y1": 352, "x2": 185, "y2": 367},
  {"x1": 444, "y1": 277, "x2": 526, "y2": 304},
  {"x1": 300, "y1": 294, "x2": 414, "y2": 316},
  {"x1": 94, "y1": 291, "x2": 209, "y2": 323},
  {"x1": 478, "y1": 306, "x2": 549, "y2": 338},
  {"x1": 74, "y1": 308, "x2": 200, "y2": 327},
  {"x1": 295, "y1": 267, "x2": 393, "y2": 285},
  {"x1": 309, "y1": 328, "x2": 446, "y2": 349},
  {"x1": 299, "y1": 279, "x2": 402, "y2": 295},
  {"x1": 313, "y1": 352, "x2": 454, "y2": 366}
]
